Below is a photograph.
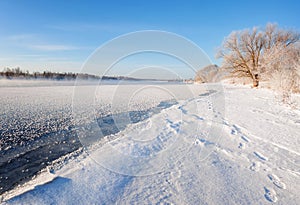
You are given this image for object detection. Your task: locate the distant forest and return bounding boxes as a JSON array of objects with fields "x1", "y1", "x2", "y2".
[{"x1": 0, "y1": 67, "x2": 137, "y2": 81}]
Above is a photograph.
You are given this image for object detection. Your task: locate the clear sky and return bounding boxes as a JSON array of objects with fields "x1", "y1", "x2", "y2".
[{"x1": 0, "y1": 0, "x2": 299, "y2": 78}]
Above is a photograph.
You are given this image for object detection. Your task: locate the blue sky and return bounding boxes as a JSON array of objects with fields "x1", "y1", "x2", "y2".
[{"x1": 0, "y1": 0, "x2": 299, "y2": 78}]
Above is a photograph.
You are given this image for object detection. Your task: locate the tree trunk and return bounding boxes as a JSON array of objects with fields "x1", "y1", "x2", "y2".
[
  {"x1": 252, "y1": 74, "x2": 259, "y2": 87},
  {"x1": 253, "y1": 79, "x2": 259, "y2": 87}
]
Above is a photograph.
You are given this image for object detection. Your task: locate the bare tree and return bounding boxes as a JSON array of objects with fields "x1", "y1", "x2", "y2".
[{"x1": 217, "y1": 23, "x2": 300, "y2": 88}]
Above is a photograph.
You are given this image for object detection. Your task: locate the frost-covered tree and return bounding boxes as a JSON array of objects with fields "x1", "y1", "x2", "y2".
[
  {"x1": 194, "y1": 64, "x2": 220, "y2": 83},
  {"x1": 217, "y1": 23, "x2": 300, "y2": 88},
  {"x1": 217, "y1": 28, "x2": 264, "y2": 87},
  {"x1": 262, "y1": 39, "x2": 300, "y2": 102}
]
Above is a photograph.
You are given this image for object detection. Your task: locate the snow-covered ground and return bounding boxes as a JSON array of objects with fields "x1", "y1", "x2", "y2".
[{"x1": 1, "y1": 82, "x2": 300, "y2": 204}]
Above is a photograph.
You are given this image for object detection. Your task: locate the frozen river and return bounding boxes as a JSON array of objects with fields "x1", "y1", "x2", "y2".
[{"x1": 0, "y1": 80, "x2": 206, "y2": 195}]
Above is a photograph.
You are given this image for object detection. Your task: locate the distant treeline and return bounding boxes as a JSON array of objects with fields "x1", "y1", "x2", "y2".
[{"x1": 0, "y1": 67, "x2": 138, "y2": 81}]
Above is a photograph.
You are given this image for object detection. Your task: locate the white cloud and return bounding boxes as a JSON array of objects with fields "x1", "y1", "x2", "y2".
[
  {"x1": 7, "y1": 33, "x2": 91, "y2": 51},
  {"x1": 7, "y1": 34, "x2": 36, "y2": 41},
  {"x1": 29, "y1": 44, "x2": 80, "y2": 51}
]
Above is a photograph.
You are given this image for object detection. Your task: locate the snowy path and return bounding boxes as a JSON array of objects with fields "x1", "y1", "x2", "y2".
[{"x1": 2, "y1": 84, "x2": 300, "y2": 204}]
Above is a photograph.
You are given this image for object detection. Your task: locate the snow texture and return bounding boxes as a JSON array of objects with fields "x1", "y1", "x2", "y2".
[{"x1": 1, "y1": 81, "x2": 300, "y2": 204}]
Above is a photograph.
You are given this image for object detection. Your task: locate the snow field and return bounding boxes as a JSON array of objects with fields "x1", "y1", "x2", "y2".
[{"x1": 1, "y1": 83, "x2": 299, "y2": 204}]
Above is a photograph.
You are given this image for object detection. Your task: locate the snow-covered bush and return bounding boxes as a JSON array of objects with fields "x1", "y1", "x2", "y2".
[{"x1": 261, "y1": 33, "x2": 300, "y2": 103}]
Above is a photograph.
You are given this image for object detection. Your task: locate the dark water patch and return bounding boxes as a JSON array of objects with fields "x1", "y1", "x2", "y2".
[
  {"x1": 0, "y1": 129, "x2": 80, "y2": 195},
  {"x1": 0, "y1": 99, "x2": 177, "y2": 196},
  {"x1": 199, "y1": 90, "x2": 217, "y2": 97},
  {"x1": 96, "y1": 100, "x2": 178, "y2": 138}
]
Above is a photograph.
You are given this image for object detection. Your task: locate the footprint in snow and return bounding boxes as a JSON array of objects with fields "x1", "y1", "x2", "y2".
[
  {"x1": 264, "y1": 187, "x2": 278, "y2": 202},
  {"x1": 238, "y1": 142, "x2": 245, "y2": 149},
  {"x1": 223, "y1": 120, "x2": 230, "y2": 126},
  {"x1": 239, "y1": 136, "x2": 250, "y2": 148},
  {"x1": 231, "y1": 125, "x2": 243, "y2": 136},
  {"x1": 166, "y1": 119, "x2": 181, "y2": 133},
  {"x1": 191, "y1": 114, "x2": 204, "y2": 121},
  {"x1": 268, "y1": 174, "x2": 286, "y2": 189},
  {"x1": 241, "y1": 135, "x2": 250, "y2": 143},
  {"x1": 254, "y1": 151, "x2": 268, "y2": 161},
  {"x1": 232, "y1": 124, "x2": 241, "y2": 132},
  {"x1": 250, "y1": 161, "x2": 260, "y2": 172},
  {"x1": 194, "y1": 138, "x2": 214, "y2": 146}
]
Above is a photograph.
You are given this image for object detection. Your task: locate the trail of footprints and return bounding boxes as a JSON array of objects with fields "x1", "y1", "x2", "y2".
[
  {"x1": 187, "y1": 95, "x2": 288, "y2": 203},
  {"x1": 263, "y1": 174, "x2": 287, "y2": 203},
  {"x1": 228, "y1": 122, "x2": 287, "y2": 203},
  {"x1": 268, "y1": 174, "x2": 286, "y2": 190}
]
